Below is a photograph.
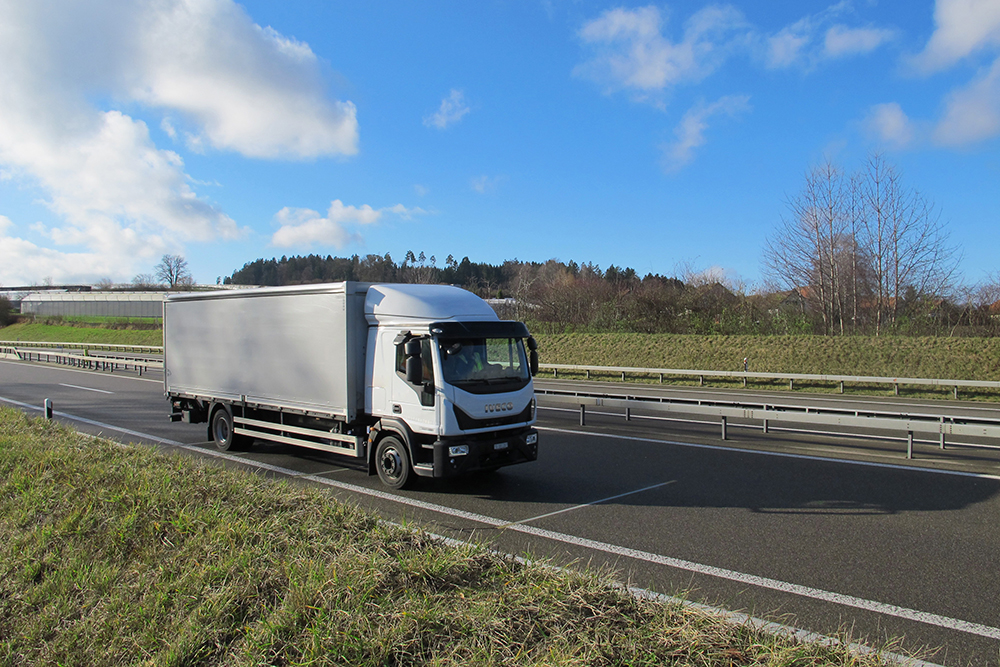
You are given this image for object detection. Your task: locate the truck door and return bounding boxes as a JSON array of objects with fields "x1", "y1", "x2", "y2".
[{"x1": 389, "y1": 335, "x2": 438, "y2": 435}]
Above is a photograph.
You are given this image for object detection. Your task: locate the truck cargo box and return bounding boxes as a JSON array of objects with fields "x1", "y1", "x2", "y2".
[{"x1": 163, "y1": 283, "x2": 370, "y2": 420}]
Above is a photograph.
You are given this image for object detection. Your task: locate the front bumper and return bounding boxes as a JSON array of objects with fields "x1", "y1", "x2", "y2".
[{"x1": 417, "y1": 427, "x2": 538, "y2": 478}]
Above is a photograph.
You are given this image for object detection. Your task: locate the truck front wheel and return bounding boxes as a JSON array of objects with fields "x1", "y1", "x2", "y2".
[
  {"x1": 375, "y1": 436, "x2": 412, "y2": 489},
  {"x1": 210, "y1": 405, "x2": 249, "y2": 452}
]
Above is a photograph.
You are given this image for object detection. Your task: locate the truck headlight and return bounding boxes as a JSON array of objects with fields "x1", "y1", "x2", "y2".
[
  {"x1": 526, "y1": 433, "x2": 537, "y2": 445},
  {"x1": 448, "y1": 445, "x2": 469, "y2": 456}
]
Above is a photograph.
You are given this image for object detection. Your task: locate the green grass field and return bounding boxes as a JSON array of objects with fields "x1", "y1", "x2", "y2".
[
  {"x1": 0, "y1": 407, "x2": 903, "y2": 666},
  {"x1": 532, "y1": 333, "x2": 1000, "y2": 401},
  {"x1": 534, "y1": 333, "x2": 1000, "y2": 380},
  {"x1": 0, "y1": 322, "x2": 163, "y2": 347}
]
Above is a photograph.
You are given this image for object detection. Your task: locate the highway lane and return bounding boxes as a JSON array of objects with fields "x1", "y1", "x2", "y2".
[{"x1": 3, "y1": 358, "x2": 1000, "y2": 665}]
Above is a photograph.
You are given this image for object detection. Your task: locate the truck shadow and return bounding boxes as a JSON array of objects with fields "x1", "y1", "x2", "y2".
[{"x1": 428, "y1": 431, "x2": 1000, "y2": 517}]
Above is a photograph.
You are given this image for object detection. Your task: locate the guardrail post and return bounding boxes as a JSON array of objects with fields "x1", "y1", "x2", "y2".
[
  {"x1": 579, "y1": 405, "x2": 586, "y2": 426},
  {"x1": 553, "y1": 368, "x2": 558, "y2": 378},
  {"x1": 954, "y1": 386, "x2": 958, "y2": 400},
  {"x1": 894, "y1": 383, "x2": 899, "y2": 397},
  {"x1": 659, "y1": 373, "x2": 663, "y2": 384},
  {"x1": 625, "y1": 407, "x2": 631, "y2": 421},
  {"x1": 721, "y1": 416, "x2": 727, "y2": 440},
  {"x1": 839, "y1": 381, "x2": 844, "y2": 394},
  {"x1": 586, "y1": 370, "x2": 591, "y2": 379},
  {"x1": 940, "y1": 417, "x2": 946, "y2": 450},
  {"x1": 621, "y1": 371, "x2": 626, "y2": 381},
  {"x1": 742, "y1": 376, "x2": 747, "y2": 388},
  {"x1": 789, "y1": 379, "x2": 794, "y2": 390},
  {"x1": 44, "y1": 398, "x2": 53, "y2": 420},
  {"x1": 907, "y1": 431, "x2": 914, "y2": 459},
  {"x1": 699, "y1": 375, "x2": 704, "y2": 386},
  {"x1": 762, "y1": 406, "x2": 769, "y2": 433}
]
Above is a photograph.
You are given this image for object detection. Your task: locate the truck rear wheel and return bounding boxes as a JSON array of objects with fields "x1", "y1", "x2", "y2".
[
  {"x1": 375, "y1": 436, "x2": 412, "y2": 489},
  {"x1": 210, "y1": 405, "x2": 249, "y2": 452}
]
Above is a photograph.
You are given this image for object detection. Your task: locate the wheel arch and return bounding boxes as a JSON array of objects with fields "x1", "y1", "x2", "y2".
[
  {"x1": 367, "y1": 417, "x2": 417, "y2": 476},
  {"x1": 207, "y1": 401, "x2": 233, "y2": 442}
]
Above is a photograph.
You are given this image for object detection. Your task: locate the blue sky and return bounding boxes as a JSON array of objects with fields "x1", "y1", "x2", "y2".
[{"x1": 1, "y1": 0, "x2": 998, "y2": 288}]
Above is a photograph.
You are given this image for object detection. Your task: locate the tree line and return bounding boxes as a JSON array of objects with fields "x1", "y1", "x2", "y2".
[{"x1": 224, "y1": 155, "x2": 1000, "y2": 337}]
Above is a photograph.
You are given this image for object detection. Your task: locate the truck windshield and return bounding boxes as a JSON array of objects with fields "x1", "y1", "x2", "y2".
[{"x1": 439, "y1": 337, "x2": 530, "y2": 388}]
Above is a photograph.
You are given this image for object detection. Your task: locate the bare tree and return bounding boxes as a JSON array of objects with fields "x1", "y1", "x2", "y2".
[
  {"x1": 155, "y1": 254, "x2": 192, "y2": 288},
  {"x1": 763, "y1": 161, "x2": 849, "y2": 334},
  {"x1": 764, "y1": 154, "x2": 959, "y2": 335},
  {"x1": 857, "y1": 153, "x2": 958, "y2": 334},
  {"x1": 131, "y1": 273, "x2": 159, "y2": 289}
]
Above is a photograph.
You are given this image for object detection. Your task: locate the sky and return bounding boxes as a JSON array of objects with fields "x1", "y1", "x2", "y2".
[{"x1": 1, "y1": 0, "x2": 999, "y2": 288}]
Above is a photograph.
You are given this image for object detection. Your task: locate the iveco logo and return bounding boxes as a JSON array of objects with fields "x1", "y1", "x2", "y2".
[{"x1": 485, "y1": 402, "x2": 514, "y2": 413}]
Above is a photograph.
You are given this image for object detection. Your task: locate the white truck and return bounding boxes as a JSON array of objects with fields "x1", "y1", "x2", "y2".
[{"x1": 163, "y1": 282, "x2": 539, "y2": 488}]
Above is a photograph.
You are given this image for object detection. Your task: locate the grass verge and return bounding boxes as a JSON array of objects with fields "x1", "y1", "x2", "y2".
[
  {"x1": 0, "y1": 407, "x2": 905, "y2": 666},
  {"x1": 0, "y1": 322, "x2": 162, "y2": 347},
  {"x1": 535, "y1": 333, "x2": 1000, "y2": 401}
]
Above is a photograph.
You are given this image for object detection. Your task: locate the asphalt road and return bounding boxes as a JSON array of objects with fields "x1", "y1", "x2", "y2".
[{"x1": 3, "y1": 358, "x2": 1000, "y2": 666}]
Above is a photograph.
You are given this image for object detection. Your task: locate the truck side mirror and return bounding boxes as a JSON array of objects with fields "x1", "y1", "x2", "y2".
[
  {"x1": 529, "y1": 350, "x2": 539, "y2": 377},
  {"x1": 526, "y1": 336, "x2": 538, "y2": 351},
  {"x1": 404, "y1": 338, "x2": 423, "y2": 385},
  {"x1": 405, "y1": 355, "x2": 423, "y2": 385}
]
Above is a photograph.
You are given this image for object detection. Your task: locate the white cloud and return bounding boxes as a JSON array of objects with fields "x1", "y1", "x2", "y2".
[
  {"x1": 661, "y1": 95, "x2": 751, "y2": 172},
  {"x1": 131, "y1": 3, "x2": 358, "y2": 158},
  {"x1": 764, "y1": 3, "x2": 894, "y2": 69},
  {"x1": 0, "y1": 0, "x2": 357, "y2": 283},
  {"x1": 933, "y1": 56, "x2": 1000, "y2": 145},
  {"x1": 0, "y1": 220, "x2": 133, "y2": 286},
  {"x1": 910, "y1": 0, "x2": 1000, "y2": 73},
  {"x1": 824, "y1": 25, "x2": 896, "y2": 58},
  {"x1": 424, "y1": 90, "x2": 471, "y2": 129},
  {"x1": 271, "y1": 200, "x2": 424, "y2": 248},
  {"x1": 863, "y1": 102, "x2": 916, "y2": 148},
  {"x1": 470, "y1": 175, "x2": 507, "y2": 194},
  {"x1": 766, "y1": 21, "x2": 813, "y2": 68},
  {"x1": 574, "y1": 5, "x2": 749, "y2": 100}
]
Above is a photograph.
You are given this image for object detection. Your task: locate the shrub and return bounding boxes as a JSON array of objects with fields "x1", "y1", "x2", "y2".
[{"x1": 0, "y1": 296, "x2": 14, "y2": 327}]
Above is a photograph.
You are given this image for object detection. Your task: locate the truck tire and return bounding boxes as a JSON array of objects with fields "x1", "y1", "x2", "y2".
[
  {"x1": 375, "y1": 436, "x2": 412, "y2": 489},
  {"x1": 210, "y1": 405, "x2": 249, "y2": 452}
]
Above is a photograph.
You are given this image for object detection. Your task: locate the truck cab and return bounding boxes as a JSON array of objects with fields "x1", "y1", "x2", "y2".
[{"x1": 365, "y1": 284, "x2": 538, "y2": 487}]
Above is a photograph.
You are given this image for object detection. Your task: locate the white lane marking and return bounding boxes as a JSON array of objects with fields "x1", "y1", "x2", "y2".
[
  {"x1": 0, "y1": 395, "x2": 182, "y2": 445},
  {"x1": 0, "y1": 358, "x2": 162, "y2": 384},
  {"x1": 1, "y1": 395, "x2": 994, "y2": 647},
  {"x1": 499, "y1": 480, "x2": 677, "y2": 528},
  {"x1": 59, "y1": 383, "x2": 114, "y2": 394},
  {"x1": 537, "y1": 425, "x2": 1000, "y2": 482},
  {"x1": 507, "y1": 521, "x2": 1000, "y2": 640}
]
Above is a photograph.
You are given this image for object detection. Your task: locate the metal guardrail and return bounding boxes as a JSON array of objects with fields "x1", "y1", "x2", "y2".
[
  {"x1": 1, "y1": 345, "x2": 163, "y2": 376},
  {"x1": 0, "y1": 340, "x2": 163, "y2": 354},
  {"x1": 540, "y1": 363, "x2": 1000, "y2": 399},
  {"x1": 535, "y1": 387, "x2": 1000, "y2": 459}
]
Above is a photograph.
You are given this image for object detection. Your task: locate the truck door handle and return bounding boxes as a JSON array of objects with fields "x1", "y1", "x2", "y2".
[{"x1": 392, "y1": 404, "x2": 402, "y2": 414}]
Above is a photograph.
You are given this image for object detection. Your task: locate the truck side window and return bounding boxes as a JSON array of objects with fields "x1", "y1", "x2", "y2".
[{"x1": 395, "y1": 338, "x2": 435, "y2": 388}]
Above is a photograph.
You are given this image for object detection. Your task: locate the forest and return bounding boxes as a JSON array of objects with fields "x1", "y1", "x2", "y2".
[{"x1": 224, "y1": 251, "x2": 1000, "y2": 337}]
